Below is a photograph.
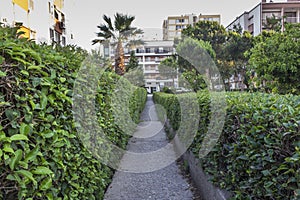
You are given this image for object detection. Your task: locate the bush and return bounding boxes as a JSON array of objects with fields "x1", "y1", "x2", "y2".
[
  {"x1": 0, "y1": 26, "x2": 146, "y2": 199},
  {"x1": 154, "y1": 91, "x2": 300, "y2": 199}
]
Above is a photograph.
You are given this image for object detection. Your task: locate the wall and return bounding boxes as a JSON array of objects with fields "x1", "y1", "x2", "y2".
[{"x1": 249, "y1": 3, "x2": 261, "y2": 36}]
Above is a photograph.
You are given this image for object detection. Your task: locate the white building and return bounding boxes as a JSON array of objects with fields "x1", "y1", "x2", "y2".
[
  {"x1": 227, "y1": 0, "x2": 300, "y2": 36},
  {"x1": 126, "y1": 40, "x2": 178, "y2": 93},
  {"x1": 104, "y1": 40, "x2": 177, "y2": 93},
  {"x1": 0, "y1": 0, "x2": 71, "y2": 45}
]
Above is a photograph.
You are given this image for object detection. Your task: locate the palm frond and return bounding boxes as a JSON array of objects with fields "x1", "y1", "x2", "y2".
[
  {"x1": 133, "y1": 28, "x2": 144, "y2": 35},
  {"x1": 114, "y1": 13, "x2": 123, "y2": 31},
  {"x1": 92, "y1": 39, "x2": 106, "y2": 45},
  {"x1": 96, "y1": 24, "x2": 115, "y2": 39},
  {"x1": 126, "y1": 39, "x2": 145, "y2": 49},
  {"x1": 103, "y1": 14, "x2": 114, "y2": 31},
  {"x1": 115, "y1": 13, "x2": 135, "y2": 32}
]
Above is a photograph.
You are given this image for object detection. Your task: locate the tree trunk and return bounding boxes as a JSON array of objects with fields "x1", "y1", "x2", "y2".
[{"x1": 115, "y1": 40, "x2": 125, "y2": 76}]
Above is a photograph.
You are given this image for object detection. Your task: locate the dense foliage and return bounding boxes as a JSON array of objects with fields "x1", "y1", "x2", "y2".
[
  {"x1": 247, "y1": 24, "x2": 300, "y2": 94},
  {"x1": 172, "y1": 21, "x2": 254, "y2": 91},
  {"x1": 0, "y1": 26, "x2": 146, "y2": 199},
  {"x1": 153, "y1": 91, "x2": 300, "y2": 199}
]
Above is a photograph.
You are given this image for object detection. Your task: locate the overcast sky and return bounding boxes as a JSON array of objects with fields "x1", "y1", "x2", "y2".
[{"x1": 65, "y1": 0, "x2": 282, "y2": 51}]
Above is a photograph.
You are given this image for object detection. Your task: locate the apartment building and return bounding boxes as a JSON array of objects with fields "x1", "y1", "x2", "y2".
[
  {"x1": 226, "y1": 0, "x2": 300, "y2": 35},
  {"x1": 122, "y1": 40, "x2": 177, "y2": 93},
  {"x1": 162, "y1": 14, "x2": 221, "y2": 40},
  {"x1": 0, "y1": 0, "x2": 70, "y2": 45}
]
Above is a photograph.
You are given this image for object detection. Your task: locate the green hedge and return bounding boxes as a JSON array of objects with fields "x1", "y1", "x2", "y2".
[
  {"x1": 153, "y1": 91, "x2": 300, "y2": 199},
  {"x1": 0, "y1": 26, "x2": 146, "y2": 199}
]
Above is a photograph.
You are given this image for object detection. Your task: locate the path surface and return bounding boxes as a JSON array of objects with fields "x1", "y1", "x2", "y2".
[{"x1": 104, "y1": 95, "x2": 195, "y2": 200}]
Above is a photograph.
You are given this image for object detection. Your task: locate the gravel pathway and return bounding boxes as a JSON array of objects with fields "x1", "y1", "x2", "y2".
[{"x1": 104, "y1": 95, "x2": 195, "y2": 200}]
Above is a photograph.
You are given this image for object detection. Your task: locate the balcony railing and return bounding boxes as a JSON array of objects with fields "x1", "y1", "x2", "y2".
[
  {"x1": 285, "y1": 17, "x2": 299, "y2": 23},
  {"x1": 262, "y1": 17, "x2": 299, "y2": 28}
]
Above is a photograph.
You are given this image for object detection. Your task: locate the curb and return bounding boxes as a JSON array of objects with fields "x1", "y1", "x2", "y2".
[{"x1": 166, "y1": 120, "x2": 232, "y2": 200}]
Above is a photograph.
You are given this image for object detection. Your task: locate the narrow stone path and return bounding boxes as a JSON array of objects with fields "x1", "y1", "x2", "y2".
[{"x1": 104, "y1": 95, "x2": 195, "y2": 200}]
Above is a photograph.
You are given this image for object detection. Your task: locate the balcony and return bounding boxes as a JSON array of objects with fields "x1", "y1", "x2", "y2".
[
  {"x1": 285, "y1": 17, "x2": 299, "y2": 23},
  {"x1": 144, "y1": 70, "x2": 159, "y2": 74},
  {"x1": 54, "y1": 21, "x2": 65, "y2": 34}
]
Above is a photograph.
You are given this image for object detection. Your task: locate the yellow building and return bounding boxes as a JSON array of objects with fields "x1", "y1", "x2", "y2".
[
  {"x1": 0, "y1": 0, "x2": 69, "y2": 45},
  {"x1": 163, "y1": 14, "x2": 221, "y2": 40}
]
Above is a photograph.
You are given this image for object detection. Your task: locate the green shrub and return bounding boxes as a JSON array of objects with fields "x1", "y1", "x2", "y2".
[
  {"x1": 154, "y1": 91, "x2": 300, "y2": 199},
  {"x1": 0, "y1": 26, "x2": 146, "y2": 199}
]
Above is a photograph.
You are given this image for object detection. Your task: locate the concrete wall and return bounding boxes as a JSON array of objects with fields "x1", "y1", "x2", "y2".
[
  {"x1": 30, "y1": 1, "x2": 50, "y2": 43},
  {"x1": 166, "y1": 120, "x2": 232, "y2": 200},
  {"x1": 249, "y1": 4, "x2": 261, "y2": 36}
]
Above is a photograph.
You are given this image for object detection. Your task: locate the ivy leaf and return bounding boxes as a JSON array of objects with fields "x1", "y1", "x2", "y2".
[
  {"x1": 40, "y1": 177, "x2": 53, "y2": 191},
  {"x1": 15, "y1": 170, "x2": 37, "y2": 186},
  {"x1": 59, "y1": 77, "x2": 66, "y2": 83},
  {"x1": 24, "y1": 146, "x2": 42, "y2": 162},
  {"x1": 0, "y1": 55, "x2": 4, "y2": 64},
  {"x1": 3, "y1": 146, "x2": 14, "y2": 153},
  {"x1": 10, "y1": 134, "x2": 29, "y2": 141},
  {"x1": 9, "y1": 149, "x2": 23, "y2": 170},
  {"x1": 0, "y1": 70, "x2": 6, "y2": 77},
  {"x1": 20, "y1": 123, "x2": 31, "y2": 135},
  {"x1": 20, "y1": 70, "x2": 29, "y2": 76},
  {"x1": 32, "y1": 166, "x2": 53, "y2": 175},
  {"x1": 5, "y1": 109, "x2": 20, "y2": 121},
  {"x1": 40, "y1": 93, "x2": 48, "y2": 110}
]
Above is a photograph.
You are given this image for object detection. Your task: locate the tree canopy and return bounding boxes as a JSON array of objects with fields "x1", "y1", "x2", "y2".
[
  {"x1": 93, "y1": 13, "x2": 143, "y2": 75},
  {"x1": 247, "y1": 23, "x2": 300, "y2": 94}
]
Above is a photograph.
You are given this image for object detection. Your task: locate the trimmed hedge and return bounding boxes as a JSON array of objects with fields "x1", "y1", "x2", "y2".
[
  {"x1": 0, "y1": 26, "x2": 146, "y2": 199},
  {"x1": 153, "y1": 91, "x2": 300, "y2": 199}
]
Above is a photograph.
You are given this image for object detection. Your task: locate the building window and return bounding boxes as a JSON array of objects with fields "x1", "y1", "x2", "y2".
[
  {"x1": 54, "y1": 6, "x2": 59, "y2": 20},
  {"x1": 248, "y1": 24, "x2": 254, "y2": 35},
  {"x1": 62, "y1": 36, "x2": 66, "y2": 46},
  {"x1": 176, "y1": 25, "x2": 180, "y2": 30},
  {"x1": 176, "y1": 18, "x2": 185, "y2": 23},
  {"x1": 49, "y1": 28, "x2": 54, "y2": 41},
  {"x1": 48, "y1": 2, "x2": 51, "y2": 13},
  {"x1": 54, "y1": 31, "x2": 61, "y2": 44},
  {"x1": 61, "y1": 13, "x2": 65, "y2": 22},
  {"x1": 193, "y1": 16, "x2": 197, "y2": 22},
  {"x1": 285, "y1": 12, "x2": 297, "y2": 23}
]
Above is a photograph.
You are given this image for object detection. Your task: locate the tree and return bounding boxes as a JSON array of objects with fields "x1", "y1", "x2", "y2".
[
  {"x1": 247, "y1": 23, "x2": 300, "y2": 94},
  {"x1": 92, "y1": 13, "x2": 143, "y2": 75},
  {"x1": 124, "y1": 50, "x2": 144, "y2": 86},
  {"x1": 182, "y1": 21, "x2": 233, "y2": 90},
  {"x1": 263, "y1": 14, "x2": 282, "y2": 32},
  {"x1": 126, "y1": 50, "x2": 139, "y2": 72},
  {"x1": 158, "y1": 56, "x2": 178, "y2": 89},
  {"x1": 175, "y1": 37, "x2": 218, "y2": 91},
  {"x1": 88, "y1": 48, "x2": 113, "y2": 72},
  {"x1": 221, "y1": 31, "x2": 254, "y2": 89},
  {"x1": 182, "y1": 21, "x2": 227, "y2": 58},
  {"x1": 182, "y1": 20, "x2": 254, "y2": 91}
]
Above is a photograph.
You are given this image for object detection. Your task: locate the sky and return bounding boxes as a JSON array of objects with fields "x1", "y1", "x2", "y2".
[{"x1": 65, "y1": 0, "x2": 264, "y2": 51}]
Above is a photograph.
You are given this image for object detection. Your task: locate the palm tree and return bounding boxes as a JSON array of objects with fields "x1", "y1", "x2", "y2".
[{"x1": 92, "y1": 13, "x2": 143, "y2": 75}]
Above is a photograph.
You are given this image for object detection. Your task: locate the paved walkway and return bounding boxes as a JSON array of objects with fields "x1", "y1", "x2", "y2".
[{"x1": 104, "y1": 95, "x2": 195, "y2": 200}]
